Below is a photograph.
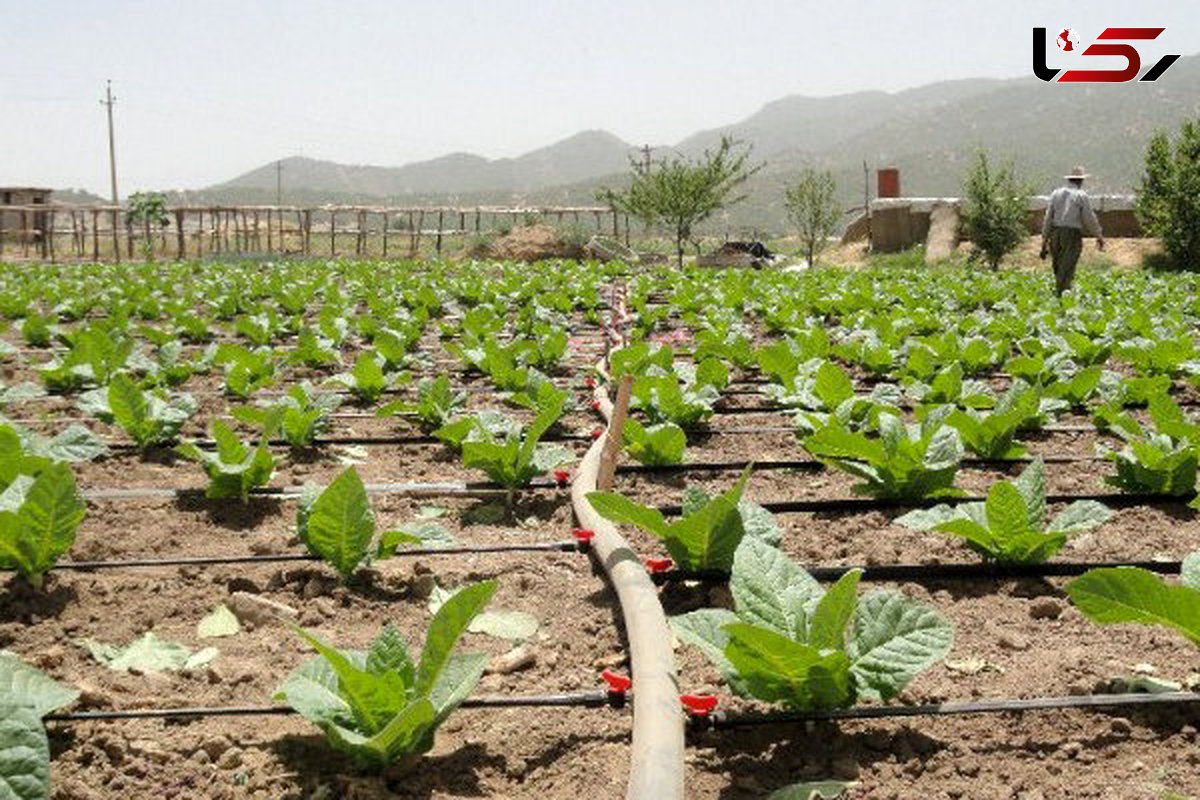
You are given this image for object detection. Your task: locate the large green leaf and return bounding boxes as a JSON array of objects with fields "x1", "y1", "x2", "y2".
[
  {"x1": 290, "y1": 627, "x2": 409, "y2": 735},
  {"x1": 848, "y1": 590, "x2": 954, "y2": 701},
  {"x1": 766, "y1": 781, "x2": 854, "y2": 800},
  {"x1": 807, "y1": 569, "x2": 861, "y2": 651},
  {"x1": 985, "y1": 481, "x2": 1029, "y2": 541},
  {"x1": 414, "y1": 580, "x2": 497, "y2": 697},
  {"x1": 0, "y1": 651, "x2": 78, "y2": 718},
  {"x1": 299, "y1": 467, "x2": 374, "y2": 579},
  {"x1": 1066, "y1": 567, "x2": 1200, "y2": 646},
  {"x1": 1183, "y1": 552, "x2": 1200, "y2": 591},
  {"x1": 670, "y1": 609, "x2": 740, "y2": 681},
  {"x1": 812, "y1": 362, "x2": 854, "y2": 411},
  {"x1": 723, "y1": 623, "x2": 854, "y2": 709},
  {"x1": 80, "y1": 632, "x2": 216, "y2": 673},
  {"x1": 1012, "y1": 459, "x2": 1047, "y2": 530},
  {"x1": 729, "y1": 536, "x2": 821, "y2": 641},
  {"x1": 662, "y1": 469, "x2": 749, "y2": 570},
  {"x1": 1046, "y1": 500, "x2": 1111, "y2": 533},
  {"x1": 0, "y1": 705, "x2": 49, "y2": 800},
  {"x1": 586, "y1": 492, "x2": 669, "y2": 537},
  {"x1": 107, "y1": 373, "x2": 149, "y2": 444},
  {"x1": 0, "y1": 463, "x2": 85, "y2": 584}
]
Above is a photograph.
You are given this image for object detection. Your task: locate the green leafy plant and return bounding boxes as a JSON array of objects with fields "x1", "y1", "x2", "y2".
[
  {"x1": 895, "y1": 459, "x2": 1111, "y2": 563},
  {"x1": 461, "y1": 391, "x2": 572, "y2": 490},
  {"x1": 102, "y1": 373, "x2": 197, "y2": 450},
  {"x1": 0, "y1": 651, "x2": 81, "y2": 799},
  {"x1": 0, "y1": 461, "x2": 86, "y2": 588},
  {"x1": 1098, "y1": 394, "x2": 1200, "y2": 503},
  {"x1": 378, "y1": 374, "x2": 467, "y2": 432},
  {"x1": 330, "y1": 353, "x2": 406, "y2": 405},
  {"x1": 1066, "y1": 551, "x2": 1200, "y2": 645},
  {"x1": 233, "y1": 381, "x2": 340, "y2": 448},
  {"x1": 672, "y1": 536, "x2": 953, "y2": 709},
  {"x1": 296, "y1": 466, "x2": 428, "y2": 580},
  {"x1": 803, "y1": 412, "x2": 963, "y2": 499},
  {"x1": 623, "y1": 419, "x2": 687, "y2": 466},
  {"x1": 587, "y1": 466, "x2": 781, "y2": 571},
  {"x1": 176, "y1": 420, "x2": 275, "y2": 500},
  {"x1": 943, "y1": 408, "x2": 1027, "y2": 460},
  {"x1": 274, "y1": 580, "x2": 497, "y2": 765},
  {"x1": 631, "y1": 372, "x2": 718, "y2": 429},
  {"x1": 214, "y1": 344, "x2": 277, "y2": 399}
]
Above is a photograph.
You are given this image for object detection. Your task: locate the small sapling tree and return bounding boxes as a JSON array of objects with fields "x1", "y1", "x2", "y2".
[
  {"x1": 961, "y1": 151, "x2": 1031, "y2": 270},
  {"x1": 784, "y1": 167, "x2": 841, "y2": 267},
  {"x1": 599, "y1": 136, "x2": 760, "y2": 268}
]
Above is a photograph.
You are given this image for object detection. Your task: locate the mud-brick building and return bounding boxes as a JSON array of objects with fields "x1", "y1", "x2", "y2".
[{"x1": 0, "y1": 187, "x2": 52, "y2": 242}]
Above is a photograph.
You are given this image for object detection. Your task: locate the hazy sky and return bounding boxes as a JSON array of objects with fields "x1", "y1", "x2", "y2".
[{"x1": 3, "y1": 0, "x2": 1197, "y2": 195}]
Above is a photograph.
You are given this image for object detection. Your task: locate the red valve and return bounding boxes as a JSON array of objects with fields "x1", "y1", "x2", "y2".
[
  {"x1": 680, "y1": 694, "x2": 718, "y2": 716},
  {"x1": 585, "y1": 376, "x2": 596, "y2": 389},
  {"x1": 590, "y1": 399, "x2": 602, "y2": 411},
  {"x1": 572, "y1": 528, "x2": 595, "y2": 545},
  {"x1": 644, "y1": 558, "x2": 673, "y2": 574},
  {"x1": 553, "y1": 469, "x2": 570, "y2": 486},
  {"x1": 601, "y1": 669, "x2": 632, "y2": 693},
  {"x1": 590, "y1": 427, "x2": 604, "y2": 440}
]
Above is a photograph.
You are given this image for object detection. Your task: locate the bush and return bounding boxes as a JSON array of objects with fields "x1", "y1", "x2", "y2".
[
  {"x1": 1136, "y1": 121, "x2": 1200, "y2": 271},
  {"x1": 961, "y1": 151, "x2": 1031, "y2": 270}
]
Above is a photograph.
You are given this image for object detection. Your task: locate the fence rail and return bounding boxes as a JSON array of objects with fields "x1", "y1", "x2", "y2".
[{"x1": 0, "y1": 203, "x2": 631, "y2": 262}]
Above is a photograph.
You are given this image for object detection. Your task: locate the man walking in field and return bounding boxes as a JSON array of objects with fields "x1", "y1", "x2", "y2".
[{"x1": 1040, "y1": 166, "x2": 1105, "y2": 296}]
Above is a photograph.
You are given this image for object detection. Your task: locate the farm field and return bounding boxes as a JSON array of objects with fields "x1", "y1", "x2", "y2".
[{"x1": 2, "y1": 256, "x2": 1200, "y2": 799}]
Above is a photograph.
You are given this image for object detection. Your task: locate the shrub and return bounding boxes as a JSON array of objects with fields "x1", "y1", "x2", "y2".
[
  {"x1": 961, "y1": 151, "x2": 1031, "y2": 270},
  {"x1": 1136, "y1": 120, "x2": 1200, "y2": 271}
]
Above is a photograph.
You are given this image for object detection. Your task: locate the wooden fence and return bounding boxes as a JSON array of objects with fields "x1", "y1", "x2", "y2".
[{"x1": 0, "y1": 204, "x2": 631, "y2": 262}]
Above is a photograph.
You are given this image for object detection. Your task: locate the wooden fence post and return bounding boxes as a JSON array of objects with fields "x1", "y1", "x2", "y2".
[{"x1": 597, "y1": 374, "x2": 634, "y2": 490}]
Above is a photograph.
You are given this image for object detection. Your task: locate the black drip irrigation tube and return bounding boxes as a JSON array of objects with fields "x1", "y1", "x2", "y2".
[
  {"x1": 615, "y1": 455, "x2": 1106, "y2": 477},
  {"x1": 656, "y1": 491, "x2": 1200, "y2": 516},
  {"x1": 650, "y1": 558, "x2": 1182, "y2": 586},
  {"x1": 31, "y1": 540, "x2": 587, "y2": 573},
  {"x1": 45, "y1": 689, "x2": 624, "y2": 723},
  {"x1": 82, "y1": 479, "x2": 572, "y2": 502},
  {"x1": 96, "y1": 430, "x2": 597, "y2": 452},
  {"x1": 685, "y1": 691, "x2": 1200, "y2": 732}
]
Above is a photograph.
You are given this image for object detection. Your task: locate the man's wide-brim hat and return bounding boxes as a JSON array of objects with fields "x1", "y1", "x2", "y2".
[{"x1": 1065, "y1": 165, "x2": 1089, "y2": 180}]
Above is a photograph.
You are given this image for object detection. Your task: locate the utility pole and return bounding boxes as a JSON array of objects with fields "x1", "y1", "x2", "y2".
[
  {"x1": 276, "y1": 160, "x2": 282, "y2": 205},
  {"x1": 863, "y1": 159, "x2": 871, "y2": 253},
  {"x1": 641, "y1": 144, "x2": 652, "y2": 173},
  {"x1": 101, "y1": 80, "x2": 118, "y2": 204}
]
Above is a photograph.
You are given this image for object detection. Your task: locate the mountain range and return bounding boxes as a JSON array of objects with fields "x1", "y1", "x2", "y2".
[{"x1": 162, "y1": 56, "x2": 1200, "y2": 233}]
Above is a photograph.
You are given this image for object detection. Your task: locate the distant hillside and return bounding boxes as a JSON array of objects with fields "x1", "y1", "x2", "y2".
[
  {"x1": 219, "y1": 130, "x2": 636, "y2": 197},
  {"x1": 192, "y1": 57, "x2": 1200, "y2": 234}
]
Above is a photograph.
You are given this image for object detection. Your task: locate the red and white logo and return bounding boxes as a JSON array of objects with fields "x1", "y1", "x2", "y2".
[
  {"x1": 1033, "y1": 27, "x2": 1180, "y2": 82},
  {"x1": 1055, "y1": 28, "x2": 1080, "y2": 51}
]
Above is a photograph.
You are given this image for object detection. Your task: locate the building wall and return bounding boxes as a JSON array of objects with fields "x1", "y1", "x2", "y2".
[
  {"x1": 851, "y1": 195, "x2": 1140, "y2": 252},
  {"x1": 0, "y1": 188, "x2": 53, "y2": 239}
]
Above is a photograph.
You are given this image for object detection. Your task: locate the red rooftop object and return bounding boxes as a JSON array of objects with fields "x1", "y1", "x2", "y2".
[{"x1": 877, "y1": 167, "x2": 901, "y2": 198}]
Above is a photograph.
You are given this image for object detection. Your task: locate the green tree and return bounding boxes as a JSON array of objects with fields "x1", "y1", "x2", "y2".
[
  {"x1": 784, "y1": 168, "x2": 841, "y2": 267},
  {"x1": 126, "y1": 191, "x2": 171, "y2": 261},
  {"x1": 961, "y1": 151, "x2": 1031, "y2": 270},
  {"x1": 1136, "y1": 121, "x2": 1200, "y2": 270},
  {"x1": 599, "y1": 137, "x2": 760, "y2": 268}
]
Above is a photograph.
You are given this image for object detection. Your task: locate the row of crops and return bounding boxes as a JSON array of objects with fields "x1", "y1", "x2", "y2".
[{"x1": 2, "y1": 257, "x2": 1200, "y2": 798}]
